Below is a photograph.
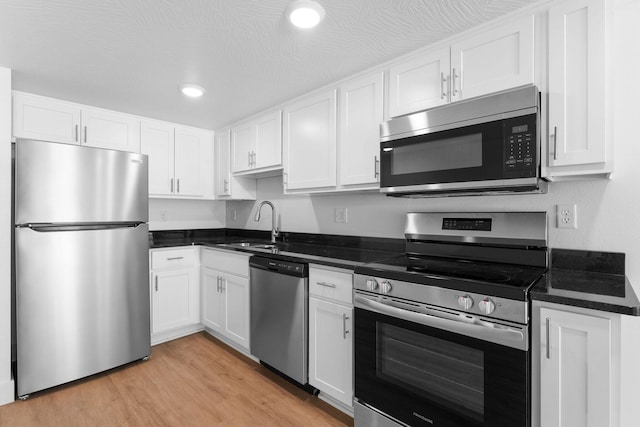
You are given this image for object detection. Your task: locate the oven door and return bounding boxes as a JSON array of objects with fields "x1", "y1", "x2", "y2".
[
  {"x1": 354, "y1": 293, "x2": 529, "y2": 427},
  {"x1": 379, "y1": 114, "x2": 538, "y2": 195}
]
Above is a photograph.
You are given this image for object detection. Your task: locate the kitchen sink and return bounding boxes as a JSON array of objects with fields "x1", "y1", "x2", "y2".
[{"x1": 223, "y1": 241, "x2": 278, "y2": 250}]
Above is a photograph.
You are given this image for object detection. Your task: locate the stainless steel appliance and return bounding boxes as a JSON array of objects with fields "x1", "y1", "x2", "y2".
[
  {"x1": 353, "y1": 212, "x2": 548, "y2": 427},
  {"x1": 249, "y1": 255, "x2": 309, "y2": 386},
  {"x1": 379, "y1": 85, "x2": 547, "y2": 197},
  {"x1": 14, "y1": 139, "x2": 150, "y2": 399}
]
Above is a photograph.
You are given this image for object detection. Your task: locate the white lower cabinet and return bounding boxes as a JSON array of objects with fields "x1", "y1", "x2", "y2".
[
  {"x1": 149, "y1": 247, "x2": 201, "y2": 344},
  {"x1": 533, "y1": 301, "x2": 640, "y2": 427},
  {"x1": 201, "y1": 248, "x2": 251, "y2": 351},
  {"x1": 308, "y1": 264, "x2": 353, "y2": 409}
]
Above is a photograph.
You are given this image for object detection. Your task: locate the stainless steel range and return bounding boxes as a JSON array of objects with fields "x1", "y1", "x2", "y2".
[{"x1": 353, "y1": 212, "x2": 548, "y2": 427}]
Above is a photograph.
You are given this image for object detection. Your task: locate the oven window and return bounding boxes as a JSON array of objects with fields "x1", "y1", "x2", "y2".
[
  {"x1": 391, "y1": 133, "x2": 482, "y2": 175},
  {"x1": 377, "y1": 323, "x2": 484, "y2": 423}
]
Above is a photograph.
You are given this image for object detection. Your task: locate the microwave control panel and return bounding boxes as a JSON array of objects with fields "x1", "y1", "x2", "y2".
[{"x1": 503, "y1": 115, "x2": 537, "y2": 176}]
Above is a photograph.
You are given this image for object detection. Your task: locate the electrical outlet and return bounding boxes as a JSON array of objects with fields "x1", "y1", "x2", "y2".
[
  {"x1": 232, "y1": 209, "x2": 237, "y2": 221},
  {"x1": 334, "y1": 207, "x2": 348, "y2": 223},
  {"x1": 160, "y1": 210, "x2": 168, "y2": 221},
  {"x1": 557, "y1": 204, "x2": 577, "y2": 229}
]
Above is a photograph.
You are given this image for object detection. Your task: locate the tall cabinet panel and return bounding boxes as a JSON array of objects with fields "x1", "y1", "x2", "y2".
[
  {"x1": 546, "y1": 0, "x2": 610, "y2": 174},
  {"x1": 338, "y1": 72, "x2": 384, "y2": 188},
  {"x1": 283, "y1": 90, "x2": 337, "y2": 191},
  {"x1": 141, "y1": 121, "x2": 175, "y2": 196}
]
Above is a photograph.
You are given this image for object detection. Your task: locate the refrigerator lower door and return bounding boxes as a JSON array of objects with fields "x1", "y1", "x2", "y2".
[{"x1": 15, "y1": 224, "x2": 150, "y2": 397}]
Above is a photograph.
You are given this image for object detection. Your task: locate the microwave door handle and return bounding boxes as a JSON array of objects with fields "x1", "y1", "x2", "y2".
[{"x1": 355, "y1": 294, "x2": 525, "y2": 349}]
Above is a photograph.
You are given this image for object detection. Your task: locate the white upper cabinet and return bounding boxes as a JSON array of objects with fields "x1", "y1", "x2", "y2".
[
  {"x1": 141, "y1": 121, "x2": 175, "y2": 196},
  {"x1": 214, "y1": 128, "x2": 256, "y2": 200},
  {"x1": 141, "y1": 120, "x2": 214, "y2": 199},
  {"x1": 80, "y1": 107, "x2": 140, "y2": 152},
  {"x1": 388, "y1": 48, "x2": 450, "y2": 117},
  {"x1": 283, "y1": 90, "x2": 337, "y2": 192},
  {"x1": 544, "y1": 0, "x2": 611, "y2": 179},
  {"x1": 338, "y1": 72, "x2": 384, "y2": 188},
  {"x1": 388, "y1": 14, "x2": 534, "y2": 117},
  {"x1": 13, "y1": 92, "x2": 81, "y2": 144},
  {"x1": 12, "y1": 92, "x2": 141, "y2": 152},
  {"x1": 231, "y1": 110, "x2": 282, "y2": 175},
  {"x1": 450, "y1": 14, "x2": 535, "y2": 101}
]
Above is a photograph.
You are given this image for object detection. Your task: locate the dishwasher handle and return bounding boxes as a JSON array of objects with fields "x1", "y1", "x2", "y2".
[{"x1": 249, "y1": 255, "x2": 307, "y2": 278}]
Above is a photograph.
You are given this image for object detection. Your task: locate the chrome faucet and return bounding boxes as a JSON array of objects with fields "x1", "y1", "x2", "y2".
[{"x1": 254, "y1": 201, "x2": 279, "y2": 243}]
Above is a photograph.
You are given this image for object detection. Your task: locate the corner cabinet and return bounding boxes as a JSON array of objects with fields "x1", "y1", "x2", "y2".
[
  {"x1": 544, "y1": 0, "x2": 612, "y2": 180},
  {"x1": 141, "y1": 120, "x2": 214, "y2": 199},
  {"x1": 283, "y1": 90, "x2": 337, "y2": 192},
  {"x1": 201, "y1": 248, "x2": 251, "y2": 351},
  {"x1": 308, "y1": 264, "x2": 354, "y2": 410},
  {"x1": 149, "y1": 247, "x2": 201, "y2": 345},
  {"x1": 532, "y1": 301, "x2": 640, "y2": 427},
  {"x1": 214, "y1": 128, "x2": 256, "y2": 200},
  {"x1": 338, "y1": 72, "x2": 384, "y2": 190},
  {"x1": 388, "y1": 14, "x2": 534, "y2": 117},
  {"x1": 12, "y1": 91, "x2": 140, "y2": 152},
  {"x1": 231, "y1": 110, "x2": 282, "y2": 175}
]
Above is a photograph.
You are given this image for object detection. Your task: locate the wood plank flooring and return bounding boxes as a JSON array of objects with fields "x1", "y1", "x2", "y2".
[{"x1": 0, "y1": 332, "x2": 354, "y2": 426}]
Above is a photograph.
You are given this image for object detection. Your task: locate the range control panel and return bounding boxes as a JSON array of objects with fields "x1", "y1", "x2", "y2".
[{"x1": 503, "y1": 115, "x2": 537, "y2": 176}]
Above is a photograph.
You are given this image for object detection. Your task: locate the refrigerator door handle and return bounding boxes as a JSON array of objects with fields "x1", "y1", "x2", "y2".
[{"x1": 18, "y1": 222, "x2": 146, "y2": 232}]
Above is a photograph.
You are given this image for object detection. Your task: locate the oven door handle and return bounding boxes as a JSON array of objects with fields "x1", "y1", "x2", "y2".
[{"x1": 355, "y1": 294, "x2": 527, "y2": 351}]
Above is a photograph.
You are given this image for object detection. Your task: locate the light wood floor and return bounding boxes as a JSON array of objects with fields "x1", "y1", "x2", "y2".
[{"x1": 0, "y1": 332, "x2": 354, "y2": 426}]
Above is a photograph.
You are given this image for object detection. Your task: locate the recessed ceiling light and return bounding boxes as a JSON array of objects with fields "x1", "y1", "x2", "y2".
[
  {"x1": 180, "y1": 84, "x2": 205, "y2": 98},
  {"x1": 287, "y1": 0, "x2": 325, "y2": 29}
]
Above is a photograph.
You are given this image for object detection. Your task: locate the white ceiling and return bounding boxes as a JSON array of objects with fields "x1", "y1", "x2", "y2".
[{"x1": 0, "y1": 0, "x2": 533, "y2": 130}]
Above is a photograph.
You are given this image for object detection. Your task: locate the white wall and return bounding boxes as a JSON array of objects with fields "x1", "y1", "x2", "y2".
[
  {"x1": 148, "y1": 199, "x2": 226, "y2": 231},
  {"x1": 228, "y1": 0, "x2": 640, "y2": 290},
  {"x1": 0, "y1": 66, "x2": 14, "y2": 405}
]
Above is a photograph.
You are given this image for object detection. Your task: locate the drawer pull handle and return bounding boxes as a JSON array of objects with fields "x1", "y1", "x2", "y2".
[
  {"x1": 316, "y1": 281, "x2": 336, "y2": 288},
  {"x1": 343, "y1": 314, "x2": 350, "y2": 339},
  {"x1": 167, "y1": 256, "x2": 184, "y2": 261}
]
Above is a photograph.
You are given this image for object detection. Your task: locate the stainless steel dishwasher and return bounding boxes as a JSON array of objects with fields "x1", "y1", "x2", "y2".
[{"x1": 249, "y1": 255, "x2": 309, "y2": 386}]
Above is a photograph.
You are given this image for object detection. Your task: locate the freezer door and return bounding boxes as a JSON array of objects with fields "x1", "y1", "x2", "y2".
[
  {"x1": 15, "y1": 224, "x2": 150, "y2": 397},
  {"x1": 15, "y1": 139, "x2": 148, "y2": 224}
]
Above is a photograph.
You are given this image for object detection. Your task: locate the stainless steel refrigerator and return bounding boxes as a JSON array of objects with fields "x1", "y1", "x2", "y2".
[{"x1": 14, "y1": 139, "x2": 151, "y2": 399}]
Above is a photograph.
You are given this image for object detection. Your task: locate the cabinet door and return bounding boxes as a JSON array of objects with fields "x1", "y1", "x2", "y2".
[
  {"x1": 152, "y1": 268, "x2": 198, "y2": 334},
  {"x1": 309, "y1": 297, "x2": 353, "y2": 407},
  {"x1": 231, "y1": 122, "x2": 254, "y2": 173},
  {"x1": 339, "y1": 72, "x2": 384, "y2": 187},
  {"x1": 388, "y1": 48, "x2": 450, "y2": 117},
  {"x1": 141, "y1": 121, "x2": 175, "y2": 196},
  {"x1": 215, "y1": 128, "x2": 232, "y2": 197},
  {"x1": 539, "y1": 307, "x2": 612, "y2": 427},
  {"x1": 12, "y1": 92, "x2": 81, "y2": 144},
  {"x1": 255, "y1": 110, "x2": 282, "y2": 170},
  {"x1": 450, "y1": 14, "x2": 534, "y2": 101},
  {"x1": 174, "y1": 127, "x2": 209, "y2": 197},
  {"x1": 222, "y1": 273, "x2": 250, "y2": 350},
  {"x1": 283, "y1": 90, "x2": 337, "y2": 191},
  {"x1": 548, "y1": 0, "x2": 607, "y2": 167},
  {"x1": 81, "y1": 107, "x2": 141, "y2": 152},
  {"x1": 201, "y1": 268, "x2": 225, "y2": 333}
]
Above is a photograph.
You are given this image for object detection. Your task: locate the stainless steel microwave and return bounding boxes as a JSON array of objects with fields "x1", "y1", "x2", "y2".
[{"x1": 379, "y1": 85, "x2": 547, "y2": 197}]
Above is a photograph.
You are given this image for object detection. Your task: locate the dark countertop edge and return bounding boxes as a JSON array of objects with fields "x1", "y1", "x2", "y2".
[{"x1": 531, "y1": 273, "x2": 640, "y2": 316}]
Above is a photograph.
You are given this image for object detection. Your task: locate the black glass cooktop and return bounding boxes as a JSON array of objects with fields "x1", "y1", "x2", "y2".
[{"x1": 355, "y1": 255, "x2": 547, "y2": 297}]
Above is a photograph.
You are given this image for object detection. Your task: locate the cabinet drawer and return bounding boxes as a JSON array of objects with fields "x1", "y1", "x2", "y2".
[
  {"x1": 201, "y1": 248, "x2": 250, "y2": 278},
  {"x1": 309, "y1": 265, "x2": 353, "y2": 304},
  {"x1": 151, "y1": 248, "x2": 197, "y2": 269}
]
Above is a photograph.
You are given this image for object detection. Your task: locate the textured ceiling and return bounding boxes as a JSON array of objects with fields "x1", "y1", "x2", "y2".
[{"x1": 0, "y1": 0, "x2": 533, "y2": 130}]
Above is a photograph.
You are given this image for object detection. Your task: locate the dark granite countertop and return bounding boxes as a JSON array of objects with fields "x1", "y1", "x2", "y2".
[
  {"x1": 149, "y1": 228, "x2": 403, "y2": 270},
  {"x1": 531, "y1": 249, "x2": 640, "y2": 316}
]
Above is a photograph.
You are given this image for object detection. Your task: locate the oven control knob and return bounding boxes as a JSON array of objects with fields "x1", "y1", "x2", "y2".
[
  {"x1": 479, "y1": 298, "x2": 496, "y2": 315},
  {"x1": 457, "y1": 295, "x2": 474, "y2": 310},
  {"x1": 366, "y1": 278, "x2": 379, "y2": 291},
  {"x1": 380, "y1": 281, "x2": 393, "y2": 294}
]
